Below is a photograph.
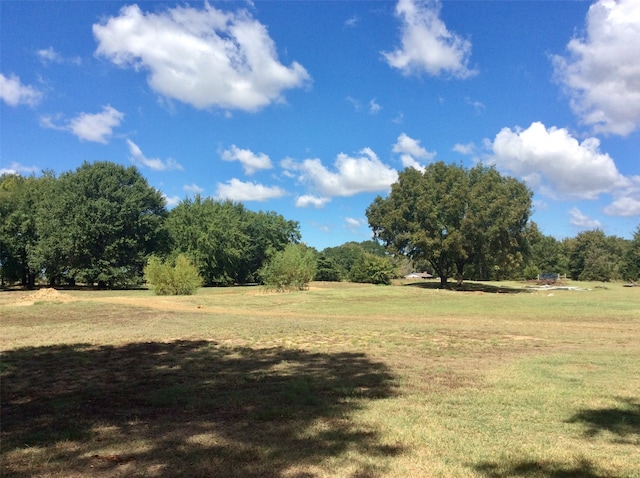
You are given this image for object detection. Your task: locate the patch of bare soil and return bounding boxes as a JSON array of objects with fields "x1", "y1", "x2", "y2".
[{"x1": 11, "y1": 288, "x2": 76, "y2": 306}]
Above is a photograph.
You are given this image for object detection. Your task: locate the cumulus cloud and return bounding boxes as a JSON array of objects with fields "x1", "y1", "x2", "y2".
[
  {"x1": 604, "y1": 196, "x2": 640, "y2": 217},
  {"x1": 0, "y1": 162, "x2": 40, "y2": 176},
  {"x1": 296, "y1": 195, "x2": 331, "y2": 208},
  {"x1": 93, "y1": 4, "x2": 310, "y2": 112},
  {"x1": 382, "y1": 0, "x2": 476, "y2": 78},
  {"x1": 490, "y1": 121, "x2": 627, "y2": 200},
  {"x1": 40, "y1": 105, "x2": 124, "y2": 143},
  {"x1": 393, "y1": 132, "x2": 436, "y2": 171},
  {"x1": 0, "y1": 73, "x2": 42, "y2": 107},
  {"x1": 127, "y1": 139, "x2": 183, "y2": 171},
  {"x1": 344, "y1": 217, "x2": 367, "y2": 233},
  {"x1": 215, "y1": 178, "x2": 285, "y2": 202},
  {"x1": 183, "y1": 183, "x2": 205, "y2": 194},
  {"x1": 452, "y1": 142, "x2": 475, "y2": 155},
  {"x1": 281, "y1": 148, "x2": 398, "y2": 197},
  {"x1": 162, "y1": 194, "x2": 181, "y2": 208},
  {"x1": 569, "y1": 207, "x2": 602, "y2": 229},
  {"x1": 221, "y1": 145, "x2": 272, "y2": 175},
  {"x1": 552, "y1": 0, "x2": 640, "y2": 135}
]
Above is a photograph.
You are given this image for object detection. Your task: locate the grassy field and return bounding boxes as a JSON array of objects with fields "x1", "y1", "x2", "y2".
[{"x1": 1, "y1": 280, "x2": 639, "y2": 477}]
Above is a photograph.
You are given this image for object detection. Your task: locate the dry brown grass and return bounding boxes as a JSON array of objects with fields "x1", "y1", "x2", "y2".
[{"x1": 1, "y1": 281, "x2": 639, "y2": 477}]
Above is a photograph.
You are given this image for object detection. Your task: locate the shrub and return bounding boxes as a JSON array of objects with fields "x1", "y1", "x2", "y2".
[
  {"x1": 144, "y1": 254, "x2": 203, "y2": 295},
  {"x1": 260, "y1": 244, "x2": 317, "y2": 292},
  {"x1": 349, "y1": 253, "x2": 396, "y2": 285}
]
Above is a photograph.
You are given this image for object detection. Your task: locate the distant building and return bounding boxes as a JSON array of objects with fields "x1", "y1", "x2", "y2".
[{"x1": 404, "y1": 272, "x2": 433, "y2": 279}]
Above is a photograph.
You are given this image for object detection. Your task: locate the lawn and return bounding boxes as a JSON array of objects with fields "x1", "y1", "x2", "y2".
[{"x1": 1, "y1": 281, "x2": 639, "y2": 477}]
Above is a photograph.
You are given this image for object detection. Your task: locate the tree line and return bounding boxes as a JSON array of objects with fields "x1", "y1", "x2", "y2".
[
  {"x1": 0, "y1": 162, "x2": 298, "y2": 288},
  {"x1": 1, "y1": 160, "x2": 638, "y2": 289}
]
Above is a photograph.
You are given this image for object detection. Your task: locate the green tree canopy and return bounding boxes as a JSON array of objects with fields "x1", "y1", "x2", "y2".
[
  {"x1": 366, "y1": 162, "x2": 532, "y2": 286},
  {"x1": 166, "y1": 197, "x2": 300, "y2": 286},
  {"x1": 624, "y1": 225, "x2": 640, "y2": 281},
  {"x1": 260, "y1": 243, "x2": 317, "y2": 292},
  {"x1": 0, "y1": 173, "x2": 45, "y2": 287},
  {"x1": 38, "y1": 162, "x2": 167, "y2": 287},
  {"x1": 568, "y1": 229, "x2": 628, "y2": 282}
]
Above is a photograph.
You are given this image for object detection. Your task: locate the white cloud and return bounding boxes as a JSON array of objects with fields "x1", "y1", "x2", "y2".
[
  {"x1": 552, "y1": 0, "x2": 640, "y2": 135},
  {"x1": 604, "y1": 196, "x2": 640, "y2": 217},
  {"x1": 127, "y1": 139, "x2": 183, "y2": 171},
  {"x1": 40, "y1": 105, "x2": 124, "y2": 143},
  {"x1": 346, "y1": 96, "x2": 362, "y2": 112},
  {"x1": 93, "y1": 4, "x2": 310, "y2": 112},
  {"x1": 0, "y1": 73, "x2": 42, "y2": 107},
  {"x1": 296, "y1": 195, "x2": 330, "y2": 208},
  {"x1": 215, "y1": 178, "x2": 285, "y2": 202},
  {"x1": 345, "y1": 16, "x2": 359, "y2": 28},
  {"x1": 37, "y1": 47, "x2": 62, "y2": 63},
  {"x1": 162, "y1": 193, "x2": 181, "y2": 208},
  {"x1": 382, "y1": 0, "x2": 476, "y2": 78},
  {"x1": 69, "y1": 106, "x2": 124, "y2": 143},
  {"x1": 490, "y1": 121, "x2": 627, "y2": 200},
  {"x1": 37, "y1": 47, "x2": 81, "y2": 65},
  {"x1": 452, "y1": 142, "x2": 475, "y2": 155},
  {"x1": 281, "y1": 148, "x2": 398, "y2": 197},
  {"x1": 0, "y1": 162, "x2": 40, "y2": 176},
  {"x1": 345, "y1": 217, "x2": 367, "y2": 231},
  {"x1": 183, "y1": 183, "x2": 205, "y2": 194},
  {"x1": 393, "y1": 132, "x2": 436, "y2": 171},
  {"x1": 221, "y1": 145, "x2": 272, "y2": 175},
  {"x1": 369, "y1": 98, "x2": 382, "y2": 115},
  {"x1": 569, "y1": 207, "x2": 602, "y2": 229}
]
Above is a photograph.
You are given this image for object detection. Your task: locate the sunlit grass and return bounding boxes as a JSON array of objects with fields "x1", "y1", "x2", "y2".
[{"x1": 1, "y1": 281, "x2": 639, "y2": 477}]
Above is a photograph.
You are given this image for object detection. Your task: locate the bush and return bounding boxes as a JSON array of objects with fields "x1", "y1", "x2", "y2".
[
  {"x1": 144, "y1": 254, "x2": 203, "y2": 295},
  {"x1": 349, "y1": 253, "x2": 396, "y2": 285},
  {"x1": 260, "y1": 244, "x2": 317, "y2": 292}
]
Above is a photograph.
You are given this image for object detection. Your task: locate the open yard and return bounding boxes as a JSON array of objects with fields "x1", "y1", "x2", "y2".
[{"x1": 1, "y1": 281, "x2": 639, "y2": 477}]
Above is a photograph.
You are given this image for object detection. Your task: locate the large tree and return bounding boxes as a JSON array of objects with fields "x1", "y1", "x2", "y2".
[
  {"x1": 39, "y1": 162, "x2": 168, "y2": 287},
  {"x1": 166, "y1": 197, "x2": 300, "y2": 285},
  {"x1": 568, "y1": 229, "x2": 629, "y2": 282},
  {"x1": 0, "y1": 174, "x2": 44, "y2": 287},
  {"x1": 366, "y1": 162, "x2": 532, "y2": 286}
]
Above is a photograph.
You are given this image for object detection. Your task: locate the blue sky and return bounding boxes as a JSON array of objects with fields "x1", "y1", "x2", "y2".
[{"x1": 1, "y1": 0, "x2": 639, "y2": 250}]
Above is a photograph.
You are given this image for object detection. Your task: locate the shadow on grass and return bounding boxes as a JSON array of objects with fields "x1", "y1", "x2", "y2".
[
  {"x1": 566, "y1": 397, "x2": 640, "y2": 444},
  {"x1": 1, "y1": 341, "x2": 401, "y2": 477},
  {"x1": 404, "y1": 281, "x2": 528, "y2": 294},
  {"x1": 473, "y1": 458, "x2": 614, "y2": 478}
]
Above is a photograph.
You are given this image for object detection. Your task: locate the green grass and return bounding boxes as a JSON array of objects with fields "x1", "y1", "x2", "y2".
[{"x1": 1, "y1": 280, "x2": 639, "y2": 477}]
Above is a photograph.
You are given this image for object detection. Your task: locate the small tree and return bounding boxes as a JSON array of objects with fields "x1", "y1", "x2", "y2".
[
  {"x1": 260, "y1": 244, "x2": 316, "y2": 292},
  {"x1": 144, "y1": 254, "x2": 203, "y2": 295},
  {"x1": 349, "y1": 253, "x2": 396, "y2": 285}
]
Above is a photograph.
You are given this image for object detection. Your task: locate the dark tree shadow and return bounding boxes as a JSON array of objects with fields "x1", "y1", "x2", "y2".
[
  {"x1": 474, "y1": 458, "x2": 616, "y2": 478},
  {"x1": 1, "y1": 341, "x2": 401, "y2": 477},
  {"x1": 404, "y1": 281, "x2": 528, "y2": 294},
  {"x1": 566, "y1": 398, "x2": 640, "y2": 444}
]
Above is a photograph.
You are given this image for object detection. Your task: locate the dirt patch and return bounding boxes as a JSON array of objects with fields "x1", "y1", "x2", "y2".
[{"x1": 11, "y1": 288, "x2": 76, "y2": 306}]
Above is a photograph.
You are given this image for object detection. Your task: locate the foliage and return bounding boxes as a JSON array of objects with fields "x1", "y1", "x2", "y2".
[
  {"x1": 524, "y1": 222, "x2": 571, "y2": 277},
  {"x1": 0, "y1": 174, "x2": 43, "y2": 287},
  {"x1": 314, "y1": 255, "x2": 342, "y2": 282},
  {"x1": 367, "y1": 162, "x2": 532, "y2": 286},
  {"x1": 319, "y1": 241, "x2": 387, "y2": 281},
  {"x1": 144, "y1": 254, "x2": 203, "y2": 295},
  {"x1": 623, "y1": 226, "x2": 640, "y2": 281},
  {"x1": 568, "y1": 229, "x2": 628, "y2": 282},
  {"x1": 167, "y1": 197, "x2": 300, "y2": 286},
  {"x1": 1, "y1": 163, "x2": 168, "y2": 288},
  {"x1": 260, "y1": 243, "x2": 317, "y2": 291},
  {"x1": 349, "y1": 253, "x2": 396, "y2": 285}
]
